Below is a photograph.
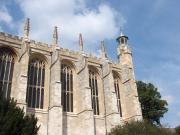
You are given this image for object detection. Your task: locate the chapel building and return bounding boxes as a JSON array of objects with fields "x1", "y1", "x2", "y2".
[{"x1": 0, "y1": 18, "x2": 142, "y2": 135}]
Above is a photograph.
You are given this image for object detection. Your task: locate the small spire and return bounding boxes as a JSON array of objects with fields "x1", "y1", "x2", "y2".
[
  {"x1": 53, "y1": 26, "x2": 58, "y2": 45},
  {"x1": 101, "y1": 41, "x2": 105, "y2": 52},
  {"x1": 79, "y1": 33, "x2": 83, "y2": 52},
  {"x1": 23, "y1": 18, "x2": 30, "y2": 40},
  {"x1": 100, "y1": 40, "x2": 107, "y2": 59}
]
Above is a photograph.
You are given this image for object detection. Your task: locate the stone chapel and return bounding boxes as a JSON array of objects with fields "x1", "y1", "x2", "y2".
[{"x1": 0, "y1": 18, "x2": 142, "y2": 135}]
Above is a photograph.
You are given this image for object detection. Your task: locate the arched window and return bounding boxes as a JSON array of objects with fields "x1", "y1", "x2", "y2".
[
  {"x1": 0, "y1": 48, "x2": 15, "y2": 99},
  {"x1": 89, "y1": 68, "x2": 99, "y2": 115},
  {"x1": 61, "y1": 63, "x2": 73, "y2": 112},
  {"x1": 26, "y1": 58, "x2": 45, "y2": 109},
  {"x1": 113, "y1": 73, "x2": 122, "y2": 117}
]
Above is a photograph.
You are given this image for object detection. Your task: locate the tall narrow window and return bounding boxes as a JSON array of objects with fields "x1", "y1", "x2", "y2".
[
  {"x1": 0, "y1": 48, "x2": 15, "y2": 99},
  {"x1": 114, "y1": 74, "x2": 122, "y2": 117},
  {"x1": 61, "y1": 64, "x2": 73, "y2": 112},
  {"x1": 26, "y1": 59, "x2": 45, "y2": 109},
  {"x1": 89, "y1": 69, "x2": 99, "y2": 115}
]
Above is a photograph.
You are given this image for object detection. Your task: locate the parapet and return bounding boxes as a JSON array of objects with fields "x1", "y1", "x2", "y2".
[{"x1": 0, "y1": 32, "x2": 22, "y2": 46}]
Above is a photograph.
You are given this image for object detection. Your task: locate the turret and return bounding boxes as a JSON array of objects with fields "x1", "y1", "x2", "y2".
[
  {"x1": 117, "y1": 32, "x2": 142, "y2": 121},
  {"x1": 117, "y1": 32, "x2": 133, "y2": 67}
]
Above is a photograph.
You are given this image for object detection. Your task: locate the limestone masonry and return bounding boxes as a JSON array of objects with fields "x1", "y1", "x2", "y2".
[{"x1": 0, "y1": 18, "x2": 142, "y2": 135}]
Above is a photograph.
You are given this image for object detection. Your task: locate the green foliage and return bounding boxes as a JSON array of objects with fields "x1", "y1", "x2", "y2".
[
  {"x1": 0, "y1": 95, "x2": 39, "y2": 135},
  {"x1": 108, "y1": 120, "x2": 175, "y2": 135},
  {"x1": 137, "y1": 81, "x2": 168, "y2": 125},
  {"x1": 175, "y1": 125, "x2": 180, "y2": 135}
]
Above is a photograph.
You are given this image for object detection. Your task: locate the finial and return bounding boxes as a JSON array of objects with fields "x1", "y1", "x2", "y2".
[
  {"x1": 23, "y1": 18, "x2": 30, "y2": 40},
  {"x1": 53, "y1": 26, "x2": 58, "y2": 45},
  {"x1": 120, "y1": 27, "x2": 124, "y2": 37},
  {"x1": 100, "y1": 40, "x2": 107, "y2": 59},
  {"x1": 79, "y1": 33, "x2": 83, "y2": 52}
]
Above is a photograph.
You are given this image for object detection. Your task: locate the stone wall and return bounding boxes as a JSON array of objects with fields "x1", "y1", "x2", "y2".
[{"x1": 0, "y1": 32, "x2": 142, "y2": 135}]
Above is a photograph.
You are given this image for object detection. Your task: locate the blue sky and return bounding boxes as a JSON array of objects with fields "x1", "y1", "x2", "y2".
[{"x1": 0, "y1": 0, "x2": 180, "y2": 127}]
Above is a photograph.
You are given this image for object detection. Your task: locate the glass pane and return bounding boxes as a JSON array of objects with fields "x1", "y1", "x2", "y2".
[
  {"x1": 34, "y1": 67, "x2": 37, "y2": 86},
  {"x1": 36, "y1": 88, "x2": 40, "y2": 108},
  {"x1": 2, "y1": 82, "x2": 7, "y2": 98},
  {"x1": 0, "y1": 60, "x2": 2, "y2": 82},
  {"x1": 0, "y1": 60, "x2": 5, "y2": 80},
  {"x1": 63, "y1": 92, "x2": 66, "y2": 111},
  {"x1": 96, "y1": 97, "x2": 99, "y2": 115},
  {"x1": 29, "y1": 65, "x2": 34, "y2": 85},
  {"x1": 9, "y1": 62, "x2": 14, "y2": 82},
  {"x1": 67, "y1": 92, "x2": 69, "y2": 112},
  {"x1": 32, "y1": 88, "x2": 36, "y2": 108},
  {"x1": 28, "y1": 87, "x2": 32, "y2": 107},
  {"x1": 4, "y1": 61, "x2": 10, "y2": 80},
  {"x1": 70, "y1": 73, "x2": 73, "y2": 92},
  {"x1": 95, "y1": 78, "x2": 98, "y2": 96},
  {"x1": 7, "y1": 83, "x2": 11, "y2": 98},
  {"x1": 40, "y1": 88, "x2": 44, "y2": 109},
  {"x1": 71, "y1": 93, "x2": 73, "y2": 112}
]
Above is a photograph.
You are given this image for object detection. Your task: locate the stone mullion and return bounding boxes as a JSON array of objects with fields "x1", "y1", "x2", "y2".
[
  {"x1": 95, "y1": 76, "x2": 99, "y2": 115},
  {"x1": 116, "y1": 80, "x2": 122, "y2": 117},
  {"x1": 6, "y1": 57, "x2": 13, "y2": 98},
  {"x1": 65, "y1": 67, "x2": 68, "y2": 112},
  {"x1": 0, "y1": 58, "x2": 3, "y2": 85},
  {"x1": 70, "y1": 71, "x2": 73, "y2": 112},
  {"x1": 26, "y1": 65, "x2": 31, "y2": 105},
  {"x1": 92, "y1": 74, "x2": 94, "y2": 113},
  {"x1": 39, "y1": 64, "x2": 43, "y2": 109},
  {"x1": 91, "y1": 73, "x2": 95, "y2": 113},
  {"x1": 94, "y1": 74, "x2": 97, "y2": 114},
  {"x1": 68, "y1": 69, "x2": 70, "y2": 112},
  {"x1": 94, "y1": 75, "x2": 98, "y2": 115},
  {"x1": 35, "y1": 63, "x2": 39, "y2": 108},
  {"x1": 30, "y1": 64, "x2": 36, "y2": 107},
  {"x1": 3, "y1": 56, "x2": 8, "y2": 97},
  {"x1": 114, "y1": 80, "x2": 118, "y2": 110}
]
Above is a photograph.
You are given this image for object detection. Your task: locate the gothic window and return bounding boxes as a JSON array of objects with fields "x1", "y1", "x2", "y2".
[
  {"x1": 61, "y1": 64, "x2": 73, "y2": 112},
  {"x1": 114, "y1": 74, "x2": 122, "y2": 117},
  {"x1": 0, "y1": 48, "x2": 15, "y2": 99},
  {"x1": 89, "y1": 69, "x2": 99, "y2": 115},
  {"x1": 26, "y1": 58, "x2": 45, "y2": 109}
]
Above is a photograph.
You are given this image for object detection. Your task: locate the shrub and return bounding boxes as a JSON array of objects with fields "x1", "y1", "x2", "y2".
[
  {"x1": 108, "y1": 120, "x2": 175, "y2": 135},
  {"x1": 175, "y1": 125, "x2": 180, "y2": 135},
  {"x1": 0, "y1": 96, "x2": 39, "y2": 135}
]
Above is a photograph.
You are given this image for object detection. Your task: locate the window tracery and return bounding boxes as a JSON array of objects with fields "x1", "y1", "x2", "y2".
[
  {"x1": 26, "y1": 58, "x2": 45, "y2": 109},
  {"x1": 113, "y1": 73, "x2": 122, "y2": 117},
  {"x1": 89, "y1": 69, "x2": 99, "y2": 115},
  {"x1": 0, "y1": 48, "x2": 15, "y2": 99},
  {"x1": 61, "y1": 63, "x2": 73, "y2": 112}
]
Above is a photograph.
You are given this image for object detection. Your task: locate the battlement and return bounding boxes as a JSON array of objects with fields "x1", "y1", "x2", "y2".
[
  {"x1": 0, "y1": 32, "x2": 22, "y2": 41},
  {"x1": 0, "y1": 31, "x2": 119, "y2": 66}
]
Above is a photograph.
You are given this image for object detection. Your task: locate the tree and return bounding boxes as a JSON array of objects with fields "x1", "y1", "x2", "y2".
[
  {"x1": 108, "y1": 120, "x2": 175, "y2": 135},
  {"x1": 175, "y1": 125, "x2": 180, "y2": 135},
  {"x1": 0, "y1": 95, "x2": 39, "y2": 135},
  {"x1": 136, "y1": 81, "x2": 168, "y2": 125}
]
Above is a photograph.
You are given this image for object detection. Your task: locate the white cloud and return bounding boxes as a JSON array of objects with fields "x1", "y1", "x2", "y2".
[
  {"x1": 162, "y1": 95, "x2": 175, "y2": 104},
  {"x1": 0, "y1": 6, "x2": 13, "y2": 25},
  {"x1": 15, "y1": 0, "x2": 126, "y2": 53},
  {"x1": 177, "y1": 112, "x2": 180, "y2": 117},
  {"x1": 0, "y1": 26, "x2": 3, "y2": 31}
]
